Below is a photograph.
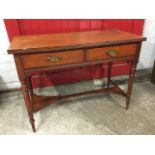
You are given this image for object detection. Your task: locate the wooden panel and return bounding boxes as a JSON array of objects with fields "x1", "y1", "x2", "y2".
[
  {"x1": 79, "y1": 19, "x2": 91, "y2": 31},
  {"x1": 102, "y1": 19, "x2": 144, "y2": 35},
  {"x1": 17, "y1": 19, "x2": 80, "y2": 35},
  {"x1": 60, "y1": 19, "x2": 79, "y2": 32},
  {"x1": 90, "y1": 19, "x2": 102, "y2": 30},
  {"x1": 18, "y1": 19, "x2": 33, "y2": 35},
  {"x1": 4, "y1": 19, "x2": 145, "y2": 41},
  {"x1": 102, "y1": 19, "x2": 133, "y2": 32},
  {"x1": 86, "y1": 44, "x2": 137, "y2": 62},
  {"x1": 21, "y1": 50, "x2": 84, "y2": 69},
  {"x1": 4, "y1": 19, "x2": 21, "y2": 41},
  {"x1": 8, "y1": 30, "x2": 145, "y2": 54},
  {"x1": 132, "y1": 19, "x2": 144, "y2": 35}
]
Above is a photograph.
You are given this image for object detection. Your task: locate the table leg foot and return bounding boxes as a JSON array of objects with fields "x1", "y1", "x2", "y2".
[
  {"x1": 125, "y1": 97, "x2": 130, "y2": 110},
  {"x1": 126, "y1": 61, "x2": 137, "y2": 110},
  {"x1": 29, "y1": 114, "x2": 36, "y2": 132},
  {"x1": 21, "y1": 80, "x2": 36, "y2": 132}
]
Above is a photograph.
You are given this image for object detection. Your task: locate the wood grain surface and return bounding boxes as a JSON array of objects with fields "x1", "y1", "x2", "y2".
[
  {"x1": 8, "y1": 30, "x2": 146, "y2": 54},
  {"x1": 86, "y1": 44, "x2": 137, "y2": 62}
]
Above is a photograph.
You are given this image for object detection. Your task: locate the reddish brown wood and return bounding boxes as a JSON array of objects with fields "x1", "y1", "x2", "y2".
[
  {"x1": 14, "y1": 56, "x2": 36, "y2": 132},
  {"x1": 86, "y1": 44, "x2": 137, "y2": 62},
  {"x1": 126, "y1": 61, "x2": 136, "y2": 110},
  {"x1": 21, "y1": 81, "x2": 36, "y2": 132},
  {"x1": 32, "y1": 86, "x2": 127, "y2": 112},
  {"x1": 125, "y1": 43, "x2": 142, "y2": 109},
  {"x1": 25, "y1": 56, "x2": 135, "y2": 77},
  {"x1": 4, "y1": 19, "x2": 145, "y2": 89},
  {"x1": 21, "y1": 50, "x2": 84, "y2": 69},
  {"x1": 32, "y1": 94, "x2": 59, "y2": 112},
  {"x1": 27, "y1": 76, "x2": 33, "y2": 96},
  {"x1": 109, "y1": 79, "x2": 127, "y2": 97},
  {"x1": 8, "y1": 30, "x2": 146, "y2": 132},
  {"x1": 8, "y1": 30, "x2": 145, "y2": 54}
]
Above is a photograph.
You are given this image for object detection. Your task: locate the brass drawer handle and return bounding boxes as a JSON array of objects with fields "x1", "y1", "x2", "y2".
[
  {"x1": 47, "y1": 56, "x2": 62, "y2": 62},
  {"x1": 106, "y1": 50, "x2": 119, "y2": 57}
]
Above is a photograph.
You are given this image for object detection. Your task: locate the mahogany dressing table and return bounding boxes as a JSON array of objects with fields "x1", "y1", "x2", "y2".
[{"x1": 8, "y1": 30, "x2": 146, "y2": 132}]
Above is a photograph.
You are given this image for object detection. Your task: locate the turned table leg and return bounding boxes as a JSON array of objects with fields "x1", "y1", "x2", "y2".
[
  {"x1": 21, "y1": 81, "x2": 36, "y2": 132},
  {"x1": 100, "y1": 64, "x2": 104, "y2": 87},
  {"x1": 27, "y1": 76, "x2": 33, "y2": 97},
  {"x1": 126, "y1": 61, "x2": 137, "y2": 110},
  {"x1": 107, "y1": 62, "x2": 112, "y2": 88}
]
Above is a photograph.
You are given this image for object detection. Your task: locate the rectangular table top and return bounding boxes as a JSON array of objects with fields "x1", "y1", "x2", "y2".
[{"x1": 8, "y1": 29, "x2": 146, "y2": 54}]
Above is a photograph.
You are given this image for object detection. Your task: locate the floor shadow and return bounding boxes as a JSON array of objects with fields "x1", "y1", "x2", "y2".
[
  {"x1": 0, "y1": 76, "x2": 8, "y2": 104},
  {"x1": 34, "y1": 79, "x2": 128, "y2": 130},
  {"x1": 106, "y1": 93, "x2": 126, "y2": 109},
  {"x1": 0, "y1": 76, "x2": 8, "y2": 92}
]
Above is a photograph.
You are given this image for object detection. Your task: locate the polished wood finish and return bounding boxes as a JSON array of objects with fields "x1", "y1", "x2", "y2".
[
  {"x1": 8, "y1": 30, "x2": 146, "y2": 132},
  {"x1": 21, "y1": 50, "x2": 84, "y2": 69},
  {"x1": 86, "y1": 44, "x2": 137, "y2": 62},
  {"x1": 14, "y1": 56, "x2": 36, "y2": 132},
  {"x1": 5, "y1": 20, "x2": 145, "y2": 88},
  {"x1": 8, "y1": 30, "x2": 145, "y2": 54}
]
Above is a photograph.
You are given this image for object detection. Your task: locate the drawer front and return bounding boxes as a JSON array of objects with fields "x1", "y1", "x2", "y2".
[
  {"x1": 86, "y1": 44, "x2": 137, "y2": 62},
  {"x1": 21, "y1": 50, "x2": 84, "y2": 69}
]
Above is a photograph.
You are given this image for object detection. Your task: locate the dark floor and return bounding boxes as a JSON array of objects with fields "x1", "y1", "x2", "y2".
[{"x1": 0, "y1": 77, "x2": 155, "y2": 135}]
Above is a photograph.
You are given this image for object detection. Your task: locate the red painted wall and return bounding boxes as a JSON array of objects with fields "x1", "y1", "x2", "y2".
[{"x1": 4, "y1": 19, "x2": 144, "y2": 88}]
